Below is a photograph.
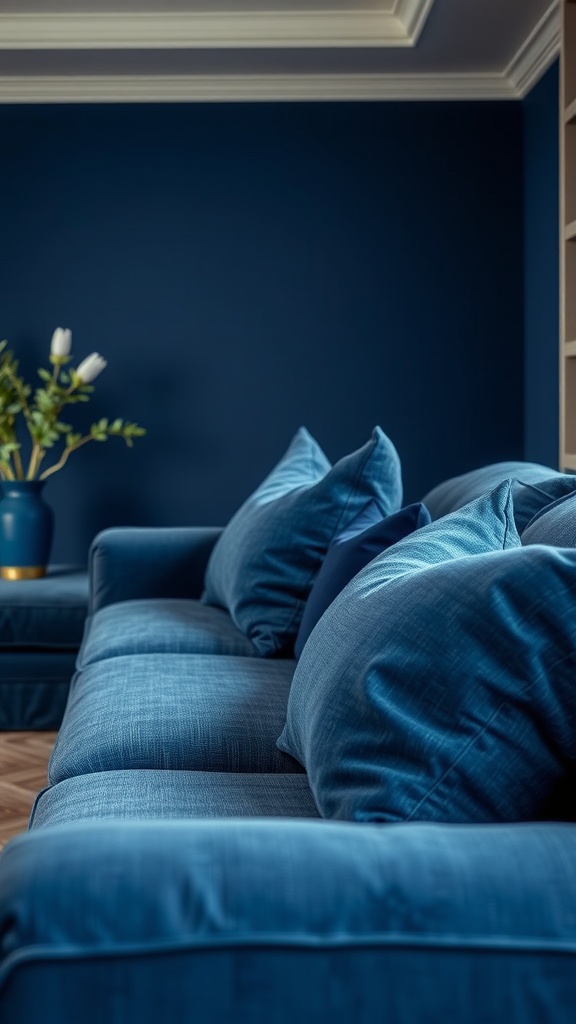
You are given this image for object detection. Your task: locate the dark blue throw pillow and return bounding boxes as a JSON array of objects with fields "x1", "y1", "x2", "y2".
[
  {"x1": 202, "y1": 426, "x2": 403, "y2": 657},
  {"x1": 294, "y1": 502, "x2": 431, "y2": 659}
]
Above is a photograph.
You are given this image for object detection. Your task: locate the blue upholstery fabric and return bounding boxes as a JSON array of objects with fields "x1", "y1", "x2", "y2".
[
  {"x1": 0, "y1": 565, "x2": 88, "y2": 649},
  {"x1": 77, "y1": 598, "x2": 256, "y2": 669},
  {"x1": 295, "y1": 502, "x2": 430, "y2": 658},
  {"x1": 280, "y1": 482, "x2": 518, "y2": 806},
  {"x1": 420, "y1": 461, "x2": 570, "y2": 528},
  {"x1": 89, "y1": 526, "x2": 222, "y2": 613},
  {"x1": 0, "y1": 652, "x2": 76, "y2": 729},
  {"x1": 31, "y1": 770, "x2": 319, "y2": 828},
  {"x1": 522, "y1": 491, "x2": 576, "y2": 547},
  {"x1": 49, "y1": 654, "x2": 301, "y2": 782},
  {"x1": 202, "y1": 426, "x2": 402, "y2": 656},
  {"x1": 3, "y1": 820, "x2": 576, "y2": 1023},
  {"x1": 509, "y1": 476, "x2": 576, "y2": 533},
  {"x1": 279, "y1": 536, "x2": 576, "y2": 823}
]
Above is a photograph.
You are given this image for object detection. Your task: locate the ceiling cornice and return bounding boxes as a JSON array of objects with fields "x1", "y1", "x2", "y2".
[
  {"x1": 0, "y1": 3, "x2": 431, "y2": 50},
  {"x1": 0, "y1": 72, "x2": 518, "y2": 104},
  {"x1": 506, "y1": 0, "x2": 559, "y2": 98},
  {"x1": 395, "y1": 0, "x2": 436, "y2": 44},
  {"x1": 0, "y1": 0, "x2": 560, "y2": 103}
]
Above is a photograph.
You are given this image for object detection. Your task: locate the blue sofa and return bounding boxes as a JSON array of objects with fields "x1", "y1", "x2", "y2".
[{"x1": 2, "y1": 430, "x2": 576, "y2": 1024}]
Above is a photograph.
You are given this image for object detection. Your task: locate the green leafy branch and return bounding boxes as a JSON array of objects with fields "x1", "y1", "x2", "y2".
[
  {"x1": 40, "y1": 418, "x2": 146, "y2": 480},
  {"x1": 0, "y1": 336, "x2": 146, "y2": 482}
]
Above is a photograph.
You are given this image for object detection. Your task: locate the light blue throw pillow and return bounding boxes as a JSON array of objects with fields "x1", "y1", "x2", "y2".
[
  {"x1": 277, "y1": 480, "x2": 576, "y2": 823},
  {"x1": 203, "y1": 426, "x2": 403, "y2": 657}
]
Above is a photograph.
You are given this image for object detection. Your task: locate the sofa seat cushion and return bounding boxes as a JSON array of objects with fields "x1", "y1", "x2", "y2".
[
  {"x1": 49, "y1": 654, "x2": 302, "y2": 782},
  {"x1": 30, "y1": 770, "x2": 320, "y2": 828},
  {"x1": 77, "y1": 599, "x2": 256, "y2": 669},
  {"x1": 3, "y1": 819, "x2": 576, "y2": 1024},
  {"x1": 0, "y1": 565, "x2": 88, "y2": 650}
]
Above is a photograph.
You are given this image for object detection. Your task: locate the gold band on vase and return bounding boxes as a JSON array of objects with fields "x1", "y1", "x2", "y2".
[{"x1": 1, "y1": 565, "x2": 47, "y2": 581}]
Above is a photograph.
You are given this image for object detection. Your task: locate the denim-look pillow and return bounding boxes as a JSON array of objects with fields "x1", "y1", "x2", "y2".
[
  {"x1": 421, "y1": 461, "x2": 574, "y2": 530},
  {"x1": 294, "y1": 502, "x2": 430, "y2": 659},
  {"x1": 276, "y1": 481, "x2": 576, "y2": 823},
  {"x1": 203, "y1": 426, "x2": 402, "y2": 657},
  {"x1": 522, "y1": 490, "x2": 576, "y2": 548}
]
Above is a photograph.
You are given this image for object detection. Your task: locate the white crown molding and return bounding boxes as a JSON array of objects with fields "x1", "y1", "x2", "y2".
[
  {"x1": 506, "y1": 0, "x2": 560, "y2": 97},
  {"x1": 0, "y1": 5, "x2": 434, "y2": 51},
  {"x1": 0, "y1": 1, "x2": 559, "y2": 103},
  {"x1": 0, "y1": 72, "x2": 517, "y2": 104},
  {"x1": 395, "y1": 0, "x2": 436, "y2": 45}
]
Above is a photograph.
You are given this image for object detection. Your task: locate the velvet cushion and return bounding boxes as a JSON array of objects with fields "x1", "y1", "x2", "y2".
[
  {"x1": 294, "y1": 502, "x2": 430, "y2": 659},
  {"x1": 278, "y1": 483, "x2": 576, "y2": 824},
  {"x1": 420, "y1": 462, "x2": 575, "y2": 530},
  {"x1": 202, "y1": 426, "x2": 402, "y2": 656},
  {"x1": 4, "y1": 819, "x2": 576, "y2": 1024},
  {"x1": 522, "y1": 491, "x2": 576, "y2": 547}
]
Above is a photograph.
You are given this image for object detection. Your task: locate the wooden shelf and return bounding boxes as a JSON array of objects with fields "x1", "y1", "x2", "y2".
[
  {"x1": 566, "y1": 96, "x2": 576, "y2": 122},
  {"x1": 554, "y1": 3, "x2": 576, "y2": 469}
]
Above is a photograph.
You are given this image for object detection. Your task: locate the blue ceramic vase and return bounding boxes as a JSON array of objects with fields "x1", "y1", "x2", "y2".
[{"x1": 0, "y1": 480, "x2": 54, "y2": 580}]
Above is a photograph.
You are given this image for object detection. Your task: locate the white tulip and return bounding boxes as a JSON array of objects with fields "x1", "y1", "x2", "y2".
[
  {"x1": 50, "y1": 327, "x2": 72, "y2": 357},
  {"x1": 75, "y1": 352, "x2": 107, "y2": 384}
]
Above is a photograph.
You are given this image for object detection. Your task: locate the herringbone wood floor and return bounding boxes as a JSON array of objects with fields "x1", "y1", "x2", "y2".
[{"x1": 0, "y1": 731, "x2": 57, "y2": 849}]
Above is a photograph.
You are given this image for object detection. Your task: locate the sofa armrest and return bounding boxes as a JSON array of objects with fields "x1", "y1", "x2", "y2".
[
  {"x1": 88, "y1": 526, "x2": 223, "y2": 612},
  {"x1": 2, "y1": 819, "x2": 576, "y2": 1023}
]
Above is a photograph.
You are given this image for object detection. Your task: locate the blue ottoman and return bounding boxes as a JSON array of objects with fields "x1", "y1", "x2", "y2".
[{"x1": 0, "y1": 566, "x2": 89, "y2": 730}]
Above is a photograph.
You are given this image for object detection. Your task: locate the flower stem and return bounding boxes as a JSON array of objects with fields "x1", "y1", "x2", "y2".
[
  {"x1": 12, "y1": 447, "x2": 24, "y2": 480},
  {"x1": 39, "y1": 435, "x2": 93, "y2": 481},
  {"x1": 27, "y1": 443, "x2": 44, "y2": 480}
]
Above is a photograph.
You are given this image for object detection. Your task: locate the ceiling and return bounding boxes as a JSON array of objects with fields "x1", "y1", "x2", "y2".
[{"x1": 0, "y1": 0, "x2": 559, "y2": 102}]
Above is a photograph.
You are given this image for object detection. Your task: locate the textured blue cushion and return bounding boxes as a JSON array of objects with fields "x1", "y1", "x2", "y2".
[
  {"x1": 522, "y1": 490, "x2": 576, "y2": 547},
  {"x1": 203, "y1": 426, "x2": 402, "y2": 656},
  {"x1": 0, "y1": 565, "x2": 88, "y2": 649},
  {"x1": 31, "y1": 770, "x2": 320, "y2": 828},
  {"x1": 49, "y1": 654, "x2": 301, "y2": 782},
  {"x1": 294, "y1": 502, "x2": 430, "y2": 659},
  {"x1": 278, "y1": 486, "x2": 576, "y2": 822},
  {"x1": 421, "y1": 461, "x2": 573, "y2": 529},
  {"x1": 77, "y1": 598, "x2": 256, "y2": 669},
  {"x1": 3, "y1": 819, "x2": 576, "y2": 1024}
]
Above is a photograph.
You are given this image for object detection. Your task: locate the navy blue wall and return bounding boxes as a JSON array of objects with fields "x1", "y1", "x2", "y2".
[
  {"x1": 0, "y1": 101, "x2": 524, "y2": 563},
  {"x1": 523, "y1": 60, "x2": 560, "y2": 468}
]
